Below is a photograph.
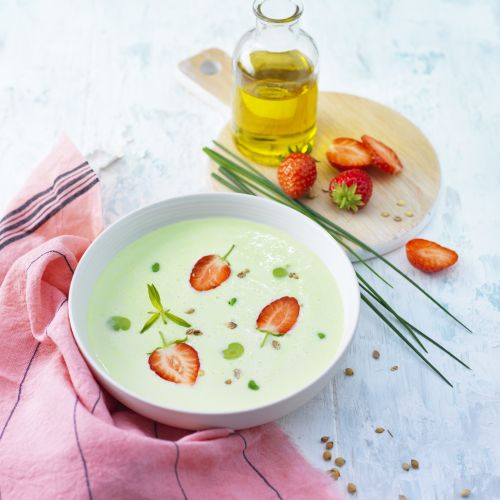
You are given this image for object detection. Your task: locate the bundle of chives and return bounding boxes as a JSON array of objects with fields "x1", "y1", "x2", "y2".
[{"x1": 204, "y1": 141, "x2": 471, "y2": 387}]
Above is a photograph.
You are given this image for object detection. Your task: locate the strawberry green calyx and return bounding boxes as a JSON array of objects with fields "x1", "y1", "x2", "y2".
[
  {"x1": 288, "y1": 143, "x2": 313, "y2": 155},
  {"x1": 147, "y1": 331, "x2": 188, "y2": 355},
  {"x1": 221, "y1": 244, "x2": 235, "y2": 261},
  {"x1": 157, "y1": 331, "x2": 188, "y2": 349},
  {"x1": 330, "y1": 183, "x2": 364, "y2": 212}
]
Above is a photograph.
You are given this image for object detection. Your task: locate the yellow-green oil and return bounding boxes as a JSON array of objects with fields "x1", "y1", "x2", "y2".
[{"x1": 232, "y1": 49, "x2": 318, "y2": 166}]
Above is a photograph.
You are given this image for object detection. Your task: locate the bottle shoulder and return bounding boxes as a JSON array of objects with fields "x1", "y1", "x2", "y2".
[{"x1": 233, "y1": 25, "x2": 319, "y2": 70}]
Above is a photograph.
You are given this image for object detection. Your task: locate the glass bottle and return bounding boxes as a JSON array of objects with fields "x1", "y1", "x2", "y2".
[{"x1": 232, "y1": 0, "x2": 319, "y2": 166}]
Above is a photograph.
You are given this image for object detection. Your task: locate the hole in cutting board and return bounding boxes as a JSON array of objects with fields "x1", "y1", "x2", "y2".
[{"x1": 200, "y1": 60, "x2": 220, "y2": 75}]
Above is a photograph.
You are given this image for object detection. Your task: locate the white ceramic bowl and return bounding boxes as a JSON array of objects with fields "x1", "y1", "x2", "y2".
[{"x1": 69, "y1": 193, "x2": 359, "y2": 429}]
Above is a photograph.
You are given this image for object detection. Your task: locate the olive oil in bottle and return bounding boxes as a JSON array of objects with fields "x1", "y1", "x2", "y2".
[
  {"x1": 232, "y1": 0, "x2": 319, "y2": 166},
  {"x1": 233, "y1": 50, "x2": 318, "y2": 166}
]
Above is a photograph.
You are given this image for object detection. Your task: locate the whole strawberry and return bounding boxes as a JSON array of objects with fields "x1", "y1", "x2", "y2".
[
  {"x1": 329, "y1": 169, "x2": 373, "y2": 212},
  {"x1": 277, "y1": 146, "x2": 317, "y2": 199}
]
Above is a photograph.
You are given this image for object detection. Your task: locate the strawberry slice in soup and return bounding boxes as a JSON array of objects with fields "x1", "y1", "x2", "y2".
[
  {"x1": 189, "y1": 244, "x2": 235, "y2": 291},
  {"x1": 148, "y1": 342, "x2": 200, "y2": 385},
  {"x1": 256, "y1": 296, "x2": 300, "y2": 346}
]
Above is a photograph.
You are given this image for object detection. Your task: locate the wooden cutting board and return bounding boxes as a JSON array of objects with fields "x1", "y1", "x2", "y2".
[{"x1": 178, "y1": 48, "x2": 441, "y2": 256}]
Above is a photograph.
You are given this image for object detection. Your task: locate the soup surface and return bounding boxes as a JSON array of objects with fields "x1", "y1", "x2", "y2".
[{"x1": 88, "y1": 217, "x2": 343, "y2": 412}]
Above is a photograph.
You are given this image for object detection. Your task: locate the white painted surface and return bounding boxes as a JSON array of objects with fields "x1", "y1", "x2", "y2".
[{"x1": 0, "y1": 0, "x2": 498, "y2": 498}]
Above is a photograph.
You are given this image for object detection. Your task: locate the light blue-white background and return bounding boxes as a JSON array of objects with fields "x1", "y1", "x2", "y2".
[{"x1": 0, "y1": 1, "x2": 498, "y2": 498}]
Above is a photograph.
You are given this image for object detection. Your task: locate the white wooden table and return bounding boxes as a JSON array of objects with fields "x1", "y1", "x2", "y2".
[{"x1": 0, "y1": 1, "x2": 498, "y2": 498}]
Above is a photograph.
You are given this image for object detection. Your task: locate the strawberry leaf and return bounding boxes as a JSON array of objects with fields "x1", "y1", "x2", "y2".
[
  {"x1": 147, "y1": 284, "x2": 163, "y2": 311},
  {"x1": 160, "y1": 310, "x2": 167, "y2": 324},
  {"x1": 141, "y1": 312, "x2": 160, "y2": 333},
  {"x1": 165, "y1": 311, "x2": 191, "y2": 328}
]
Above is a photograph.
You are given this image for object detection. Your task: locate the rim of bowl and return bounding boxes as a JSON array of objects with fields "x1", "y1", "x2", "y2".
[{"x1": 69, "y1": 193, "x2": 360, "y2": 417}]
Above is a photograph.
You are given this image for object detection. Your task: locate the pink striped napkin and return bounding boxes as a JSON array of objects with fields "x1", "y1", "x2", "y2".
[{"x1": 0, "y1": 136, "x2": 341, "y2": 500}]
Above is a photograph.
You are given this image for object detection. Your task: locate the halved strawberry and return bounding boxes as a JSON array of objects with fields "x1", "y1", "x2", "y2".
[
  {"x1": 361, "y1": 135, "x2": 403, "y2": 175},
  {"x1": 256, "y1": 296, "x2": 300, "y2": 334},
  {"x1": 148, "y1": 342, "x2": 200, "y2": 385},
  {"x1": 189, "y1": 244, "x2": 234, "y2": 291},
  {"x1": 326, "y1": 138, "x2": 372, "y2": 170},
  {"x1": 406, "y1": 239, "x2": 458, "y2": 273}
]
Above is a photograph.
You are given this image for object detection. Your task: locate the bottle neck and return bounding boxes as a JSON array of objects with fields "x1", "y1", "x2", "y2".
[
  {"x1": 256, "y1": 17, "x2": 299, "y2": 31},
  {"x1": 253, "y1": 0, "x2": 303, "y2": 29}
]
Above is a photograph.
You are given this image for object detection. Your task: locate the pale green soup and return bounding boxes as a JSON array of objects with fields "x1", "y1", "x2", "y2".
[{"x1": 88, "y1": 217, "x2": 343, "y2": 412}]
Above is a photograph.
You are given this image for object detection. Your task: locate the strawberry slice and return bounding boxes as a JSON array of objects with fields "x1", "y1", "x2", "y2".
[
  {"x1": 189, "y1": 244, "x2": 235, "y2": 291},
  {"x1": 326, "y1": 138, "x2": 372, "y2": 170},
  {"x1": 256, "y1": 296, "x2": 300, "y2": 335},
  {"x1": 361, "y1": 135, "x2": 403, "y2": 175},
  {"x1": 406, "y1": 239, "x2": 458, "y2": 273},
  {"x1": 148, "y1": 342, "x2": 200, "y2": 385}
]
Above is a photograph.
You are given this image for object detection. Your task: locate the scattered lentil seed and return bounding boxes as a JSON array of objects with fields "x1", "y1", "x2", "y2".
[
  {"x1": 272, "y1": 340, "x2": 281, "y2": 350},
  {"x1": 328, "y1": 467, "x2": 340, "y2": 480},
  {"x1": 186, "y1": 328, "x2": 203, "y2": 336},
  {"x1": 237, "y1": 269, "x2": 250, "y2": 278},
  {"x1": 372, "y1": 350, "x2": 380, "y2": 359},
  {"x1": 375, "y1": 427, "x2": 385, "y2": 434},
  {"x1": 390, "y1": 365, "x2": 399, "y2": 371},
  {"x1": 289, "y1": 272, "x2": 300, "y2": 279},
  {"x1": 233, "y1": 369, "x2": 241, "y2": 379},
  {"x1": 393, "y1": 216, "x2": 402, "y2": 222},
  {"x1": 321, "y1": 436, "x2": 329, "y2": 443},
  {"x1": 410, "y1": 459, "x2": 419, "y2": 470},
  {"x1": 402, "y1": 463, "x2": 410, "y2": 471},
  {"x1": 344, "y1": 368, "x2": 354, "y2": 376},
  {"x1": 347, "y1": 483, "x2": 357, "y2": 494},
  {"x1": 404, "y1": 211, "x2": 414, "y2": 218},
  {"x1": 323, "y1": 451, "x2": 332, "y2": 461},
  {"x1": 226, "y1": 322, "x2": 237, "y2": 329},
  {"x1": 396, "y1": 200, "x2": 406, "y2": 207},
  {"x1": 460, "y1": 488, "x2": 471, "y2": 497},
  {"x1": 185, "y1": 308, "x2": 195, "y2": 314},
  {"x1": 326, "y1": 441, "x2": 334, "y2": 450},
  {"x1": 225, "y1": 379, "x2": 232, "y2": 385},
  {"x1": 334, "y1": 457, "x2": 345, "y2": 467},
  {"x1": 198, "y1": 370, "x2": 205, "y2": 377},
  {"x1": 381, "y1": 211, "x2": 390, "y2": 218}
]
